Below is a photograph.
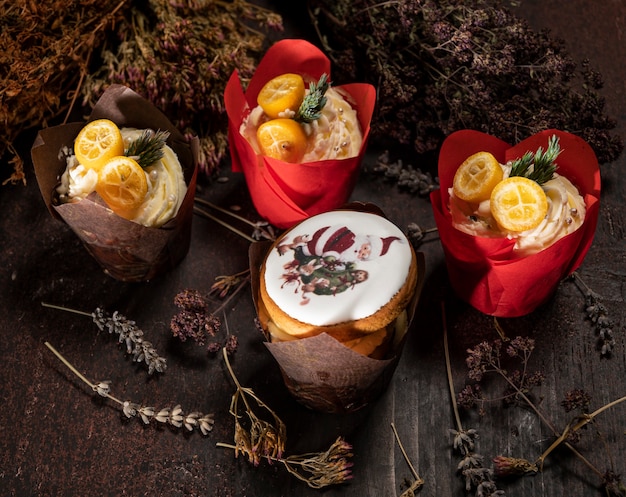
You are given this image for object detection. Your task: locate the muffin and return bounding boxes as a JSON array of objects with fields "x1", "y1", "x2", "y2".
[
  {"x1": 250, "y1": 204, "x2": 423, "y2": 412},
  {"x1": 430, "y1": 129, "x2": 600, "y2": 317},
  {"x1": 258, "y1": 208, "x2": 418, "y2": 357},
  {"x1": 225, "y1": 39, "x2": 375, "y2": 229},
  {"x1": 32, "y1": 85, "x2": 198, "y2": 282},
  {"x1": 56, "y1": 124, "x2": 187, "y2": 228}
]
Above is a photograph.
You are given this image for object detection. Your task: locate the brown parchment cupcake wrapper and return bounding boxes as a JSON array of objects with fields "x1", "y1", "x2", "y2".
[
  {"x1": 249, "y1": 203, "x2": 426, "y2": 413},
  {"x1": 31, "y1": 85, "x2": 198, "y2": 282}
]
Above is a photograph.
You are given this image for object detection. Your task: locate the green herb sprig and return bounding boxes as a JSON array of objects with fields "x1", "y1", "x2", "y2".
[
  {"x1": 508, "y1": 134, "x2": 561, "y2": 185},
  {"x1": 295, "y1": 74, "x2": 330, "y2": 123},
  {"x1": 125, "y1": 129, "x2": 170, "y2": 168}
]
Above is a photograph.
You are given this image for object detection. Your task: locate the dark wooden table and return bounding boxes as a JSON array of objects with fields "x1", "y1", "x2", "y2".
[{"x1": 1, "y1": 1, "x2": 625, "y2": 496}]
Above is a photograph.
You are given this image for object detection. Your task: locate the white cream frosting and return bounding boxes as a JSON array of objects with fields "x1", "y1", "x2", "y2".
[
  {"x1": 57, "y1": 128, "x2": 186, "y2": 228},
  {"x1": 240, "y1": 86, "x2": 362, "y2": 161},
  {"x1": 263, "y1": 211, "x2": 412, "y2": 326},
  {"x1": 449, "y1": 165, "x2": 586, "y2": 256}
]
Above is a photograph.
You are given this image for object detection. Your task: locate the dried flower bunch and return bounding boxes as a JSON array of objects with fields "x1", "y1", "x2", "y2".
[
  {"x1": 455, "y1": 325, "x2": 626, "y2": 495},
  {"x1": 170, "y1": 273, "x2": 250, "y2": 354},
  {"x1": 309, "y1": 0, "x2": 623, "y2": 171},
  {"x1": 45, "y1": 342, "x2": 214, "y2": 434},
  {"x1": 218, "y1": 349, "x2": 353, "y2": 489},
  {"x1": 0, "y1": 0, "x2": 128, "y2": 185},
  {"x1": 42, "y1": 302, "x2": 167, "y2": 375},
  {"x1": 81, "y1": 0, "x2": 283, "y2": 177}
]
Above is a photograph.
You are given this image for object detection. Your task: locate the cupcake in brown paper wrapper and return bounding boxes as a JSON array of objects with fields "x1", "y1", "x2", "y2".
[
  {"x1": 31, "y1": 85, "x2": 198, "y2": 282},
  {"x1": 250, "y1": 203, "x2": 425, "y2": 413}
]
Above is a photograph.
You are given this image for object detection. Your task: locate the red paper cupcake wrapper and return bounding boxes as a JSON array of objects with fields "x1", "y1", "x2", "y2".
[
  {"x1": 225, "y1": 39, "x2": 376, "y2": 229},
  {"x1": 430, "y1": 129, "x2": 601, "y2": 317}
]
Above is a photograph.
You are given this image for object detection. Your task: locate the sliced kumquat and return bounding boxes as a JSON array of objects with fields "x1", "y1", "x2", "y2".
[
  {"x1": 257, "y1": 73, "x2": 306, "y2": 119},
  {"x1": 490, "y1": 176, "x2": 548, "y2": 232},
  {"x1": 74, "y1": 119, "x2": 125, "y2": 171},
  {"x1": 96, "y1": 156, "x2": 148, "y2": 219},
  {"x1": 453, "y1": 151, "x2": 504, "y2": 203},
  {"x1": 256, "y1": 118, "x2": 308, "y2": 163}
]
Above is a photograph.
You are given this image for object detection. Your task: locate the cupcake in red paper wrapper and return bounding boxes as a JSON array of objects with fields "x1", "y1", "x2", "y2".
[
  {"x1": 225, "y1": 39, "x2": 376, "y2": 229},
  {"x1": 250, "y1": 203, "x2": 425, "y2": 413},
  {"x1": 32, "y1": 84, "x2": 198, "y2": 282},
  {"x1": 430, "y1": 129, "x2": 600, "y2": 317}
]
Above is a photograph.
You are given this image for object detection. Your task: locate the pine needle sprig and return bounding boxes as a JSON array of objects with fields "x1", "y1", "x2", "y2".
[
  {"x1": 125, "y1": 129, "x2": 171, "y2": 168},
  {"x1": 509, "y1": 134, "x2": 561, "y2": 185},
  {"x1": 295, "y1": 74, "x2": 330, "y2": 123}
]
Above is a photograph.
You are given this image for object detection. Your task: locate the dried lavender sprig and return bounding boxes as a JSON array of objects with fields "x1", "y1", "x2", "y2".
[
  {"x1": 44, "y1": 342, "x2": 214, "y2": 435},
  {"x1": 41, "y1": 302, "x2": 167, "y2": 375},
  {"x1": 571, "y1": 272, "x2": 617, "y2": 356},
  {"x1": 371, "y1": 150, "x2": 439, "y2": 196},
  {"x1": 442, "y1": 302, "x2": 505, "y2": 496},
  {"x1": 92, "y1": 307, "x2": 167, "y2": 374}
]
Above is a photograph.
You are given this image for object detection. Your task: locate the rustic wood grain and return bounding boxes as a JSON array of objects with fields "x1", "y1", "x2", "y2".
[{"x1": 0, "y1": 1, "x2": 624, "y2": 496}]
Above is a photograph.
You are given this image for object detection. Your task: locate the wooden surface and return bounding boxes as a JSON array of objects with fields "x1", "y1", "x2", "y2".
[{"x1": 1, "y1": 1, "x2": 625, "y2": 496}]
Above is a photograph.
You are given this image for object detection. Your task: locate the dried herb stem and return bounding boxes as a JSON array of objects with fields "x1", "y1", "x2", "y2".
[
  {"x1": 44, "y1": 342, "x2": 214, "y2": 434},
  {"x1": 442, "y1": 302, "x2": 504, "y2": 495},
  {"x1": 45, "y1": 341, "x2": 101, "y2": 394},
  {"x1": 193, "y1": 205, "x2": 256, "y2": 243},
  {"x1": 194, "y1": 198, "x2": 277, "y2": 242},
  {"x1": 218, "y1": 348, "x2": 352, "y2": 488},
  {"x1": 391, "y1": 422, "x2": 425, "y2": 495},
  {"x1": 41, "y1": 302, "x2": 92, "y2": 318},
  {"x1": 442, "y1": 302, "x2": 463, "y2": 433},
  {"x1": 535, "y1": 395, "x2": 626, "y2": 471}
]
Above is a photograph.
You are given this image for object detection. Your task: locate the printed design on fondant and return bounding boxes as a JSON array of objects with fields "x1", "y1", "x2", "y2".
[{"x1": 276, "y1": 224, "x2": 400, "y2": 305}]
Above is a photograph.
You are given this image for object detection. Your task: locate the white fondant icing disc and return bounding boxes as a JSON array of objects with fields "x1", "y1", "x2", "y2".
[{"x1": 263, "y1": 211, "x2": 412, "y2": 326}]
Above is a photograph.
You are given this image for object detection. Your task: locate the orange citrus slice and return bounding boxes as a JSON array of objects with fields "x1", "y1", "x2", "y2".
[
  {"x1": 256, "y1": 118, "x2": 308, "y2": 163},
  {"x1": 74, "y1": 119, "x2": 125, "y2": 171},
  {"x1": 453, "y1": 151, "x2": 504, "y2": 203},
  {"x1": 96, "y1": 156, "x2": 148, "y2": 219},
  {"x1": 490, "y1": 176, "x2": 548, "y2": 232},
  {"x1": 257, "y1": 73, "x2": 306, "y2": 119}
]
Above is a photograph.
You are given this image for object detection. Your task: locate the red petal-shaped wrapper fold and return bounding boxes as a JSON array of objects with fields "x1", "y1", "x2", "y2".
[
  {"x1": 225, "y1": 39, "x2": 376, "y2": 229},
  {"x1": 430, "y1": 129, "x2": 600, "y2": 317}
]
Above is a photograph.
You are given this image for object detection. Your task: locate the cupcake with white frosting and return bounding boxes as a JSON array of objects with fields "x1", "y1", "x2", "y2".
[{"x1": 32, "y1": 85, "x2": 198, "y2": 282}]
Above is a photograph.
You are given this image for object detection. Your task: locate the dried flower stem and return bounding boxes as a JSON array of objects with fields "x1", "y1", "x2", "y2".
[
  {"x1": 442, "y1": 302, "x2": 504, "y2": 496},
  {"x1": 44, "y1": 342, "x2": 214, "y2": 434},
  {"x1": 391, "y1": 422, "x2": 425, "y2": 496},
  {"x1": 535, "y1": 395, "x2": 626, "y2": 470},
  {"x1": 442, "y1": 303, "x2": 463, "y2": 433},
  {"x1": 476, "y1": 345, "x2": 604, "y2": 477},
  {"x1": 194, "y1": 198, "x2": 277, "y2": 242},
  {"x1": 193, "y1": 205, "x2": 256, "y2": 243},
  {"x1": 217, "y1": 348, "x2": 353, "y2": 489}
]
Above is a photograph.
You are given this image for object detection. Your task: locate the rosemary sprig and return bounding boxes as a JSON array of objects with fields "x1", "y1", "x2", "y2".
[
  {"x1": 509, "y1": 134, "x2": 561, "y2": 185},
  {"x1": 125, "y1": 129, "x2": 170, "y2": 168},
  {"x1": 295, "y1": 73, "x2": 330, "y2": 123}
]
